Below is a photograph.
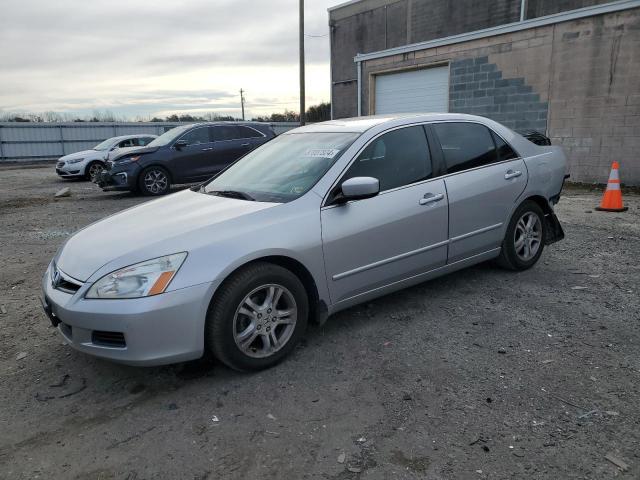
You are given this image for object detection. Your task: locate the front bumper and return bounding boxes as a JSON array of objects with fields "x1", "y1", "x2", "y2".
[
  {"x1": 41, "y1": 266, "x2": 214, "y2": 366},
  {"x1": 95, "y1": 163, "x2": 139, "y2": 191},
  {"x1": 56, "y1": 162, "x2": 84, "y2": 177}
]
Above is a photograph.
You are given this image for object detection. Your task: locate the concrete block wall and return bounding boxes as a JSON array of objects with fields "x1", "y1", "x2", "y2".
[
  {"x1": 546, "y1": 10, "x2": 640, "y2": 184},
  {"x1": 449, "y1": 56, "x2": 549, "y2": 132},
  {"x1": 355, "y1": 8, "x2": 640, "y2": 185},
  {"x1": 330, "y1": 0, "x2": 614, "y2": 119}
]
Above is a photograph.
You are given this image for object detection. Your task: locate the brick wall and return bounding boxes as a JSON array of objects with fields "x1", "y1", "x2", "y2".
[{"x1": 357, "y1": 8, "x2": 640, "y2": 185}]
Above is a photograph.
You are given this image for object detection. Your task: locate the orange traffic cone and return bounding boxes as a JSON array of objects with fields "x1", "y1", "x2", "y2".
[{"x1": 596, "y1": 161, "x2": 628, "y2": 212}]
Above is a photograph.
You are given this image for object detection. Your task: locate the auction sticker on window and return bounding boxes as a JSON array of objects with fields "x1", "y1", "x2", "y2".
[{"x1": 303, "y1": 148, "x2": 341, "y2": 158}]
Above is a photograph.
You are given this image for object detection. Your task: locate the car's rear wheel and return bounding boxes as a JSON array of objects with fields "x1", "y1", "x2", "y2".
[
  {"x1": 139, "y1": 166, "x2": 170, "y2": 196},
  {"x1": 497, "y1": 200, "x2": 545, "y2": 271},
  {"x1": 206, "y1": 262, "x2": 308, "y2": 371},
  {"x1": 85, "y1": 161, "x2": 104, "y2": 182}
]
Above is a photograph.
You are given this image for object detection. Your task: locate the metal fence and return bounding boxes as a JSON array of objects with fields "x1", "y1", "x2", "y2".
[{"x1": 0, "y1": 122, "x2": 299, "y2": 162}]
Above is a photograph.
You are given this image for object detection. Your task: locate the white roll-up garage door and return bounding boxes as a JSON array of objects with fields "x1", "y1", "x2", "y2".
[{"x1": 374, "y1": 66, "x2": 450, "y2": 115}]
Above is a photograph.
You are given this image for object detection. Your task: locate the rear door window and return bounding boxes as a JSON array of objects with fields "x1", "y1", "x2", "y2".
[
  {"x1": 212, "y1": 125, "x2": 241, "y2": 142},
  {"x1": 137, "y1": 137, "x2": 155, "y2": 146},
  {"x1": 236, "y1": 126, "x2": 264, "y2": 139},
  {"x1": 433, "y1": 122, "x2": 498, "y2": 174},
  {"x1": 342, "y1": 125, "x2": 433, "y2": 192},
  {"x1": 491, "y1": 131, "x2": 518, "y2": 161}
]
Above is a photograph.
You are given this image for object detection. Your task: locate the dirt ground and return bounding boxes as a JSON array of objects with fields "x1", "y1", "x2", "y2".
[{"x1": 0, "y1": 165, "x2": 638, "y2": 480}]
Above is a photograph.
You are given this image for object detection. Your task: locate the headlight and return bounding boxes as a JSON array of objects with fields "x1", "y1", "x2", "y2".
[
  {"x1": 85, "y1": 253, "x2": 187, "y2": 299},
  {"x1": 67, "y1": 158, "x2": 84, "y2": 164}
]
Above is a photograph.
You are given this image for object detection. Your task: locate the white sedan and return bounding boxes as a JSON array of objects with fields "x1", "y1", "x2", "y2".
[{"x1": 55, "y1": 134, "x2": 157, "y2": 181}]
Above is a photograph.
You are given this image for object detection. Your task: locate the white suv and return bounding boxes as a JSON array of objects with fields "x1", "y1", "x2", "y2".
[{"x1": 55, "y1": 134, "x2": 157, "y2": 181}]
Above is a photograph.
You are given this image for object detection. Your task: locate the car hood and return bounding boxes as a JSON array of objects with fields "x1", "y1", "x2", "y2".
[
  {"x1": 60, "y1": 150, "x2": 97, "y2": 162},
  {"x1": 112, "y1": 145, "x2": 160, "y2": 161},
  {"x1": 56, "y1": 189, "x2": 279, "y2": 281}
]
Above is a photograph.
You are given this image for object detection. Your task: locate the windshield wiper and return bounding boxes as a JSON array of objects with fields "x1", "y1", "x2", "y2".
[{"x1": 208, "y1": 190, "x2": 255, "y2": 201}]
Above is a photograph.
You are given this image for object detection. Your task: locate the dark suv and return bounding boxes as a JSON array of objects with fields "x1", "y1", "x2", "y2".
[{"x1": 96, "y1": 122, "x2": 276, "y2": 195}]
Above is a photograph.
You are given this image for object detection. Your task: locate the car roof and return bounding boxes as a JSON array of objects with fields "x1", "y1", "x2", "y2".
[
  {"x1": 183, "y1": 121, "x2": 272, "y2": 127},
  {"x1": 109, "y1": 134, "x2": 157, "y2": 141},
  {"x1": 286, "y1": 113, "x2": 507, "y2": 134}
]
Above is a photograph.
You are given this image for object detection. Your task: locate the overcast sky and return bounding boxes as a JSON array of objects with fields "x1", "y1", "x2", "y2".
[{"x1": 0, "y1": 0, "x2": 347, "y2": 120}]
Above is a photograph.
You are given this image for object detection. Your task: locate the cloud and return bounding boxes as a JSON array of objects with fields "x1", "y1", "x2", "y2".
[{"x1": 0, "y1": 0, "x2": 343, "y2": 118}]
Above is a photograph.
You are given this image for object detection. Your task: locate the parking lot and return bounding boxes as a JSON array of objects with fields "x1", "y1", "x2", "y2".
[{"x1": 0, "y1": 165, "x2": 638, "y2": 479}]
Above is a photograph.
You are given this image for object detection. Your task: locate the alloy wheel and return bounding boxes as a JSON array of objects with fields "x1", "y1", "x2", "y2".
[
  {"x1": 233, "y1": 284, "x2": 297, "y2": 359},
  {"x1": 514, "y1": 212, "x2": 542, "y2": 261},
  {"x1": 88, "y1": 163, "x2": 103, "y2": 181},
  {"x1": 144, "y1": 169, "x2": 168, "y2": 194}
]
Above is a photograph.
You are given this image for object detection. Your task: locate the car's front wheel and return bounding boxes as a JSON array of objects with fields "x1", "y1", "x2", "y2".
[
  {"x1": 206, "y1": 262, "x2": 309, "y2": 371},
  {"x1": 497, "y1": 200, "x2": 545, "y2": 271},
  {"x1": 139, "y1": 166, "x2": 171, "y2": 196},
  {"x1": 85, "y1": 161, "x2": 105, "y2": 182}
]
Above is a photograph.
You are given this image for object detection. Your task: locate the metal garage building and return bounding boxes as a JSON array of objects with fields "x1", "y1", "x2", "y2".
[{"x1": 329, "y1": 0, "x2": 640, "y2": 185}]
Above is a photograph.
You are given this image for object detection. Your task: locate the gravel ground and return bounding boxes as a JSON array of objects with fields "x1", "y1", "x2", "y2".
[{"x1": 0, "y1": 166, "x2": 639, "y2": 480}]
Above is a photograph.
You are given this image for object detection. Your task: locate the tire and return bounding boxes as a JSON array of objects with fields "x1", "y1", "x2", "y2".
[
  {"x1": 85, "y1": 161, "x2": 104, "y2": 182},
  {"x1": 206, "y1": 262, "x2": 309, "y2": 372},
  {"x1": 497, "y1": 200, "x2": 545, "y2": 271},
  {"x1": 138, "y1": 166, "x2": 171, "y2": 196}
]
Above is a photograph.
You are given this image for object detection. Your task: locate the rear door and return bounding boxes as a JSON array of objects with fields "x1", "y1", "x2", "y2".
[
  {"x1": 431, "y1": 122, "x2": 527, "y2": 263},
  {"x1": 210, "y1": 125, "x2": 248, "y2": 171},
  {"x1": 321, "y1": 125, "x2": 449, "y2": 304},
  {"x1": 169, "y1": 126, "x2": 215, "y2": 182},
  {"x1": 236, "y1": 125, "x2": 268, "y2": 154}
]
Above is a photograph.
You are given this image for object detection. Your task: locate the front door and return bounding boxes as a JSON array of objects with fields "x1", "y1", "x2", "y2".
[
  {"x1": 431, "y1": 122, "x2": 528, "y2": 262},
  {"x1": 170, "y1": 126, "x2": 215, "y2": 182},
  {"x1": 321, "y1": 125, "x2": 449, "y2": 304}
]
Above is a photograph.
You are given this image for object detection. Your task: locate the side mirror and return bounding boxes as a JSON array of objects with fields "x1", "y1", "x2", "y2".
[
  {"x1": 337, "y1": 176, "x2": 380, "y2": 203},
  {"x1": 174, "y1": 140, "x2": 188, "y2": 149}
]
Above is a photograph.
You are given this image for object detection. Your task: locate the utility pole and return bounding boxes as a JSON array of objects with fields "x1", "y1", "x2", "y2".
[
  {"x1": 299, "y1": 0, "x2": 306, "y2": 126},
  {"x1": 240, "y1": 88, "x2": 246, "y2": 121}
]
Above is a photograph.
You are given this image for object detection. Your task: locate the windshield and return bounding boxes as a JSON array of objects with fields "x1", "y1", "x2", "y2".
[
  {"x1": 202, "y1": 132, "x2": 360, "y2": 203},
  {"x1": 93, "y1": 138, "x2": 116, "y2": 151},
  {"x1": 147, "y1": 125, "x2": 193, "y2": 148}
]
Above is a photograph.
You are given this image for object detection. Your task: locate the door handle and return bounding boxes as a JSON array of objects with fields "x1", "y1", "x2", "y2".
[
  {"x1": 504, "y1": 170, "x2": 522, "y2": 180},
  {"x1": 241, "y1": 143, "x2": 250, "y2": 147},
  {"x1": 419, "y1": 193, "x2": 444, "y2": 206},
  {"x1": 201, "y1": 147, "x2": 213, "y2": 151}
]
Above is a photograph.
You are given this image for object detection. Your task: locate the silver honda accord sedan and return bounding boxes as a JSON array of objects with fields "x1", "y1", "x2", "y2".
[{"x1": 42, "y1": 114, "x2": 567, "y2": 370}]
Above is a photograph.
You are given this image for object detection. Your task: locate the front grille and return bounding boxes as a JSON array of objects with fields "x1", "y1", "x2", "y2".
[
  {"x1": 51, "y1": 264, "x2": 83, "y2": 294},
  {"x1": 57, "y1": 278, "x2": 81, "y2": 293},
  {"x1": 92, "y1": 330, "x2": 126, "y2": 348}
]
